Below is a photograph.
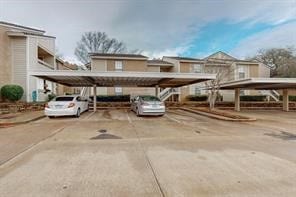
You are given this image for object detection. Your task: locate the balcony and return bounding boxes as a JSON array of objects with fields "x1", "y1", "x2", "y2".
[
  {"x1": 37, "y1": 44, "x2": 55, "y2": 69},
  {"x1": 37, "y1": 59, "x2": 54, "y2": 70}
]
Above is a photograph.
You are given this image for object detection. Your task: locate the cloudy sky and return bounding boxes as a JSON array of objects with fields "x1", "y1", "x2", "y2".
[{"x1": 1, "y1": 0, "x2": 296, "y2": 63}]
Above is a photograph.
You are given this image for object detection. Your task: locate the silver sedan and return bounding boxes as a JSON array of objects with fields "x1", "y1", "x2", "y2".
[{"x1": 131, "y1": 95, "x2": 165, "y2": 116}]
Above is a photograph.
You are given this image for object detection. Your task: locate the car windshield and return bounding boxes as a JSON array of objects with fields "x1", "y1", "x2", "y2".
[
  {"x1": 55, "y1": 97, "x2": 74, "y2": 101},
  {"x1": 140, "y1": 96, "x2": 160, "y2": 101}
]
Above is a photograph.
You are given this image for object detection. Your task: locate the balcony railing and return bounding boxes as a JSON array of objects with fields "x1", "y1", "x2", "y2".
[{"x1": 38, "y1": 59, "x2": 54, "y2": 69}]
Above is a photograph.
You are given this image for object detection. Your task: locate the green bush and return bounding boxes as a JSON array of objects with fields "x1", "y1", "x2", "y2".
[
  {"x1": 0, "y1": 84, "x2": 24, "y2": 102},
  {"x1": 279, "y1": 95, "x2": 296, "y2": 101},
  {"x1": 91, "y1": 95, "x2": 130, "y2": 102},
  {"x1": 47, "y1": 93, "x2": 56, "y2": 101},
  {"x1": 186, "y1": 95, "x2": 208, "y2": 101},
  {"x1": 240, "y1": 95, "x2": 266, "y2": 101}
]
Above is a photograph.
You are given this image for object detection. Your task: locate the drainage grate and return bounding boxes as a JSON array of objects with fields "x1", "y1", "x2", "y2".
[{"x1": 98, "y1": 129, "x2": 107, "y2": 133}]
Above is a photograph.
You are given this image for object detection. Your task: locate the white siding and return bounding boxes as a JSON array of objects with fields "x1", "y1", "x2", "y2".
[
  {"x1": 28, "y1": 36, "x2": 55, "y2": 71},
  {"x1": 11, "y1": 37, "x2": 27, "y2": 101},
  {"x1": 28, "y1": 36, "x2": 38, "y2": 70},
  {"x1": 37, "y1": 37, "x2": 55, "y2": 52},
  {"x1": 27, "y1": 36, "x2": 56, "y2": 101}
]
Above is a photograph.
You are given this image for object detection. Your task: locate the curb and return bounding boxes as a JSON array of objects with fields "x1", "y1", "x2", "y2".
[
  {"x1": 179, "y1": 107, "x2": 256, "y2": 122},
  {"x1": 0, "y1": 115, "x2": 46, "y2": 128}
]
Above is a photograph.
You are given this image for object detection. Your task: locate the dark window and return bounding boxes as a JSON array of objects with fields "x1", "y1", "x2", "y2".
[
  {"x1": 140, "y1": 96, "x2": 160, "y2": 101},
  {"x1": 55, "y1": 97, "x2": 74, "y2": 101}
]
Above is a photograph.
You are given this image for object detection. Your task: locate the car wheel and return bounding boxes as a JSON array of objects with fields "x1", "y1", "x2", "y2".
[
  {"x1": 48, "y1": 116, "x2": 54, "y2": 119},
  {"x1": 76, "y1": 108, "x2": 81, "y2": 118}
]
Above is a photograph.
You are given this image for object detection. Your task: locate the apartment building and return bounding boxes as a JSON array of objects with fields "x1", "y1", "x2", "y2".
[
  {"x1": 0, "y1": 21, "x2": 59, "y2": 102},
  {"x1": 164, "y1": 51, "x2": 271, "y2": 101},
  {"x1": 90, "y1": 53, "x2": 156, "y2": 97},
  {"x1": 89, "y1": 51, "x2": 270, "y2": 102},
  {"x1": 0, "y1": 21, "x2": 271, "y2": 102}
]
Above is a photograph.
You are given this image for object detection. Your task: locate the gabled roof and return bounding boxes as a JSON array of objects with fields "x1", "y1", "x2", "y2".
[
  {"x1": 89, "y1": 53, "x2": 148, "y2": 60},
  {"x1": 0, "y1": 21, "x2": 45, "y2": 34},
  {"x1": 147, "y1": 59, "x2": 173, "y2": 66},
  {"x1": 205, "y1": 51, "x2": 237, "y2": 60}
]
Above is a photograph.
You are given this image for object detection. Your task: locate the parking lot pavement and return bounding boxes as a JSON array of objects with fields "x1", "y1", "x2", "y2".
[
  {"x1": 1, "y1": 109, "x2": 296, "y2": 196},
  {"x1": 239, "y1": 111, "x2": 296, "y2": 133}
]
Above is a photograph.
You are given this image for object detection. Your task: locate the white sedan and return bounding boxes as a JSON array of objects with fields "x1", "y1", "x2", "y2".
[
  {"x1": 131, "y1": 95, "x2": 165, "y2": 116},
  {"x1": 45, "y1": 95, "x2": 89, "y2": 118}
]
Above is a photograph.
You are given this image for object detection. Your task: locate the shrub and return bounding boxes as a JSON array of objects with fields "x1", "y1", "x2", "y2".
[
  {"x1": 91, "y1": 95, "x2": 130, "y2": 102},
  {"x1": 47, "y1": 93, "x2": 56, "y2": 101},
  {"x1": 0, "y1": 84, "x2": 24, "y2": 102},
  {"x1": 186, "y1": 95, "x2": 208, "y2": 101},
  {"x1": 279, "y1": 95, "x2": 296, "y2": 101},
  {"x1": 240, "y1": 95, "x2": 266, "y2": 101}
]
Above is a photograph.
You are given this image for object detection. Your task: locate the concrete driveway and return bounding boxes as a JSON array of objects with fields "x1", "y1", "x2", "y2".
[{"x1": 1, "y1": 109, "x2": 296, "y2": 197}]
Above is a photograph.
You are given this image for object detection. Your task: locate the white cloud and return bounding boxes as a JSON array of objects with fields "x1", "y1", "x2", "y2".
[
  {"x1": 142, "y1": 46, "x2": 189, "y2": 59},
  {"x1": 1, "y1": 0, "x2": 296, "y2": 62},
  {"x1": 231, "y1": 22, "x2": 296, "y2": 58}
]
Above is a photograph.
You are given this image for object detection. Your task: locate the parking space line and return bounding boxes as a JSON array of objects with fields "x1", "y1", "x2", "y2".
[
  {"x1": 126, "y1": 110, "x2": 132, "y2": 124},
  {"x1": 83, "y1": 111, "x2": 95, "y2": 120},
  {"x1": 164, "y1": 114, "x2": 181, "y2": 124}
]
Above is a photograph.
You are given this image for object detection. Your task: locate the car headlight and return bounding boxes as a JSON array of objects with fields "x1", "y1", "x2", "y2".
[{"x1": 68, "y1": 103, "x2": 75, "y2": 108}]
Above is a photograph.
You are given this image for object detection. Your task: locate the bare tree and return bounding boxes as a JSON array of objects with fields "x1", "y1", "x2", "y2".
[
  {"x1": 74, "y1": 32, "x2": 127, "y2": 64},
  {"x1": 204, "y1": 62, "x2": 236, "y2": 110},
  {"x1": 251, "y1": 46, "x2": 296, "y2": 77}
]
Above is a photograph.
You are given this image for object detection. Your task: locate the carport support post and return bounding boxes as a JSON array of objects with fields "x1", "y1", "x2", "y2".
[
  {"x1": 93, "y1": 85, "x2": 97, "y2": 112},
  {"x1": 283, "y1": 89, "x2": 289, "y2": 111},
  {"x1": 155, "y1": 85, "x2": 159, "y2": 97},
  {"x1": 235, "y1": 88, "x2": 240, "y2": 112}
]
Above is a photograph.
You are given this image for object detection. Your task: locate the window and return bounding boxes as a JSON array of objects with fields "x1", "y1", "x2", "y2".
[
  {"x1": 238, "y1": 66, "x2": 245, "y2": 79},
  {"x1": 192, "y1": 64, "x2": 202, "y2": 73},
  {"x1": 115, "y1": 87, "x2": 122, "y2": 95},
  {"x1": 239, "y1": 72, "x2": 245, "y2": 79},
  {"x1": 55, "y1": 97, "x2": 74, "y2": 101},
  {"x1": 140, "y1": 96, "x2": 160, "y2": 101},
  {"x1": 194, "y1": 87, "x2": 201, "y2": 95},
  {"x1": 115, "y1": 61, "x2": 123, "y2": 71}
]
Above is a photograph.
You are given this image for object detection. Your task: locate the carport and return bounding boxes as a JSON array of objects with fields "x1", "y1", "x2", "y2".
[
  {"x1": 220, "y1": 78, "x2": 296, "y2": 111},
  {"x1": 30, "y1": 70, "x2": 216, "y2": 111}
]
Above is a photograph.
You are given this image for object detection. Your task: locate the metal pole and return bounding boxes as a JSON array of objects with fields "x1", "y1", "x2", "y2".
[
  {"x1": 155, "y1": 85, "x2": 159, "y2": 97},
  {"x1": 283, "y1": 89, "x2": 289, "y2": 111},
  {"x1": 93, "y1": 85, "x2": 97, "y2": 112},
  {"x1": 235, "y1": 88, "x2": 240, "y2": 112}
]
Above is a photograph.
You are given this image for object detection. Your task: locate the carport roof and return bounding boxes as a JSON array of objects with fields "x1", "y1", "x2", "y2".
[
  {"x1": 30, "y1": 70, "x2": 216, "y2": 88},
  {"x1": 220, "y1": 78, "x2": 296, "y2": 90}
]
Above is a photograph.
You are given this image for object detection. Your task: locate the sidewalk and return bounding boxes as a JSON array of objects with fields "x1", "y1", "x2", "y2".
[{"x1": 0, "y1": 111, "x2": 45, "y2": 127}]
